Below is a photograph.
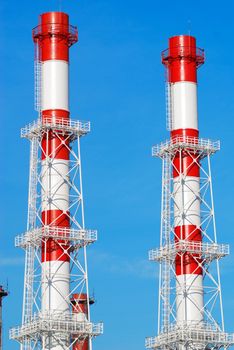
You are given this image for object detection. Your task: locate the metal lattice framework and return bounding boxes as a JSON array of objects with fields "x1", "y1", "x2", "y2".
[
  {"x1": 10, "y1": 119, "x2": 103, "y2": 350},
  {"x1": 146, "y1": 137, "x2": 234, "y2": 350}
]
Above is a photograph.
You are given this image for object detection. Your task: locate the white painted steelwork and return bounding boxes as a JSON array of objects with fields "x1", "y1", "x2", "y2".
[
  {"x1": 152, "y1": 137, "x2": 220, "y2": 158},
  {"x1": 21, "y1": 118, "x2": 90, "y2": 139},
  {"x1": 41, "y1": 261, "x2": 70, "y2": 314},
  {"x1": 11, "y1": 12, "x2": 102, "y2": 350},
  {"x1": 146, "y1": 323, "x2": 234, "y2": 350},
  {"x1": 15, "y1": 227, "x2": 97, "y2": 248},
  {"x1": 149, "y1": 242, "x2": 229, "y2": 262},
  {"x1": 176, "y1": 274, "x2": 203, "y2": 323},
  {"x1": 41, "y1": 159, "x2": 70, "y2": 212},
  {"x1": 173, "y1": 176, "x2": 200, "y2": 227},
  {"x1": 10, "y1": 313, "x2": 103, "y2": 342},
  {"x1": 147, "y1": 148, "x2": 234, "y2": 350},
  {"x1": 10, "y1": 124, "x2": 102, "y2": 350},
  {"x1": 34, "y1": 42, "x2": 41, "y2": 112},
  {"x1": 148, "y1": 35, "x2": 234, "y2": 350}
]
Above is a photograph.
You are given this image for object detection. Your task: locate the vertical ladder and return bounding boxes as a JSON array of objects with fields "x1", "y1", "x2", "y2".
[
  {"x1": 34, "y1": 42, "x2": 41, "y2": 113},
  {"x1": 165, "y1": 82, "x2": 173, "y2": 131},
  {"x1": 160, "y1": 155, "x2": 171, "y2": 332},
  {"x1": 27, "y1": 137, "x2": 39, "y2": 231},
  {"x1": 21, "y1": 137, "x2": 38, "y2": 350}
]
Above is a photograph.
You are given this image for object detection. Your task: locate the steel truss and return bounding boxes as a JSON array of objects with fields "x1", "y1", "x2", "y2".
[
  {"x1": 146, "y1": 137, "x2": 234, "y2": 350},
  {"x1": 10, "y1": 118, "x2": 103, "y2": 350}
]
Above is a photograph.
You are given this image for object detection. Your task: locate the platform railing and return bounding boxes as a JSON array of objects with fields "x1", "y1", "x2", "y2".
[
  {"x1": 152, "y1": 136, "x2": 220, "y2": 158},
  {"x1": 10, "y1": 312, "x2": 103, "y2": 340},
  {"x1": 21, "y1": 118, "x2": 90, "y2": 139},
  {"x1": 146, "y1": 322, "x2": 234, "y2": 349},
  {"x1": 15, "y1": 227, "x2": 97, "y2": 248},
  {"x1": 149, "y1": 241, "x2": 229, "y2": 262}
]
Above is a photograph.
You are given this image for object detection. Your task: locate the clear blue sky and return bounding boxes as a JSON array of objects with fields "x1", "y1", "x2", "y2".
[{"x1": 1, "y1": 0, "x2": 234, "y2": 349}]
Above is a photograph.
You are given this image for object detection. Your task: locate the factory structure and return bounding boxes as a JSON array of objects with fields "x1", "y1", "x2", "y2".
[
  {"x1": 9, "y1": 12, "x2": 103, "y2": 350},
  {"x1": 0, "y1": 9, "x2": 232, "y2": 350},
  {"x1": 146, "y1": 36, "x2": 234, "y2": 350}
]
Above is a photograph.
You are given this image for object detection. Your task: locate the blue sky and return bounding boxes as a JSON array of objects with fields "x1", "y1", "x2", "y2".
[{"x1": 1, "y1": 0, "x2": 234, "y2": 349}]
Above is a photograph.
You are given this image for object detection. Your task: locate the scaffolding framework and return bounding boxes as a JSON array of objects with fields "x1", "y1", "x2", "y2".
[
  {"x1": 147, "y1": 137, "x2": 234, "y2": 350},
  {"x1": 10, "y1": 119, "x2": 103, "y2": 350}
]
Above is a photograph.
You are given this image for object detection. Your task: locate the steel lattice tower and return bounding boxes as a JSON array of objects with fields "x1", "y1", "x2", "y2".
[
  {"x1": 10, "y1": 12, "x2": 103, "y2": 350},
  {"x1": 146, "y1": 35, "x2": 234, "y2": 350}
]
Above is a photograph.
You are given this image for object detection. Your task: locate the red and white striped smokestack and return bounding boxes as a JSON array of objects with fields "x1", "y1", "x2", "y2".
[
  {"x1": 33, "y1": 12, "x2": 78, "y2": 349},
  {"x1": 71, "y1": 294, "x2": 94, "y2": 350},
  {"x1": 162, "y1": 35, "x2": 205, "y2": 325}
]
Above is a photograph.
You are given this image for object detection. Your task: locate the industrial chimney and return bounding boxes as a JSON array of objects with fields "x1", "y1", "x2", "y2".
[
  {"x1": 146, "y1": 35, "x2": 234, "y2": 350},
  {"x1": 10, "y1": 12, "x2": 103, "y2": 350}
]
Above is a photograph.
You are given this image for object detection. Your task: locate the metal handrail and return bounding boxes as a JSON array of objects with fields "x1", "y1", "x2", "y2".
[
  {"x1": 149, "y1": 241, "x2": 229, "y2": 262},
  {"x1": 21, "y1": 118, "x2": 90, "y2": 139},
  {"x1": 10, "y1": 313, "x2": 103, "y2": 339},
  {"x1": 162, "y1": 46, "x2": 205, "y2": 66},
  {"x1": 33, "y1": 23, "x2": 78, "y2": 46},
  {"x1": 15, "y1": 227, "x2": 97, "y2": 248},
  {"x1": 152, "y1": 136, "x2": 220, "y2": 158},
  {"x1": 146, "y1": 323, "x2": 234, "y2": 348}
]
